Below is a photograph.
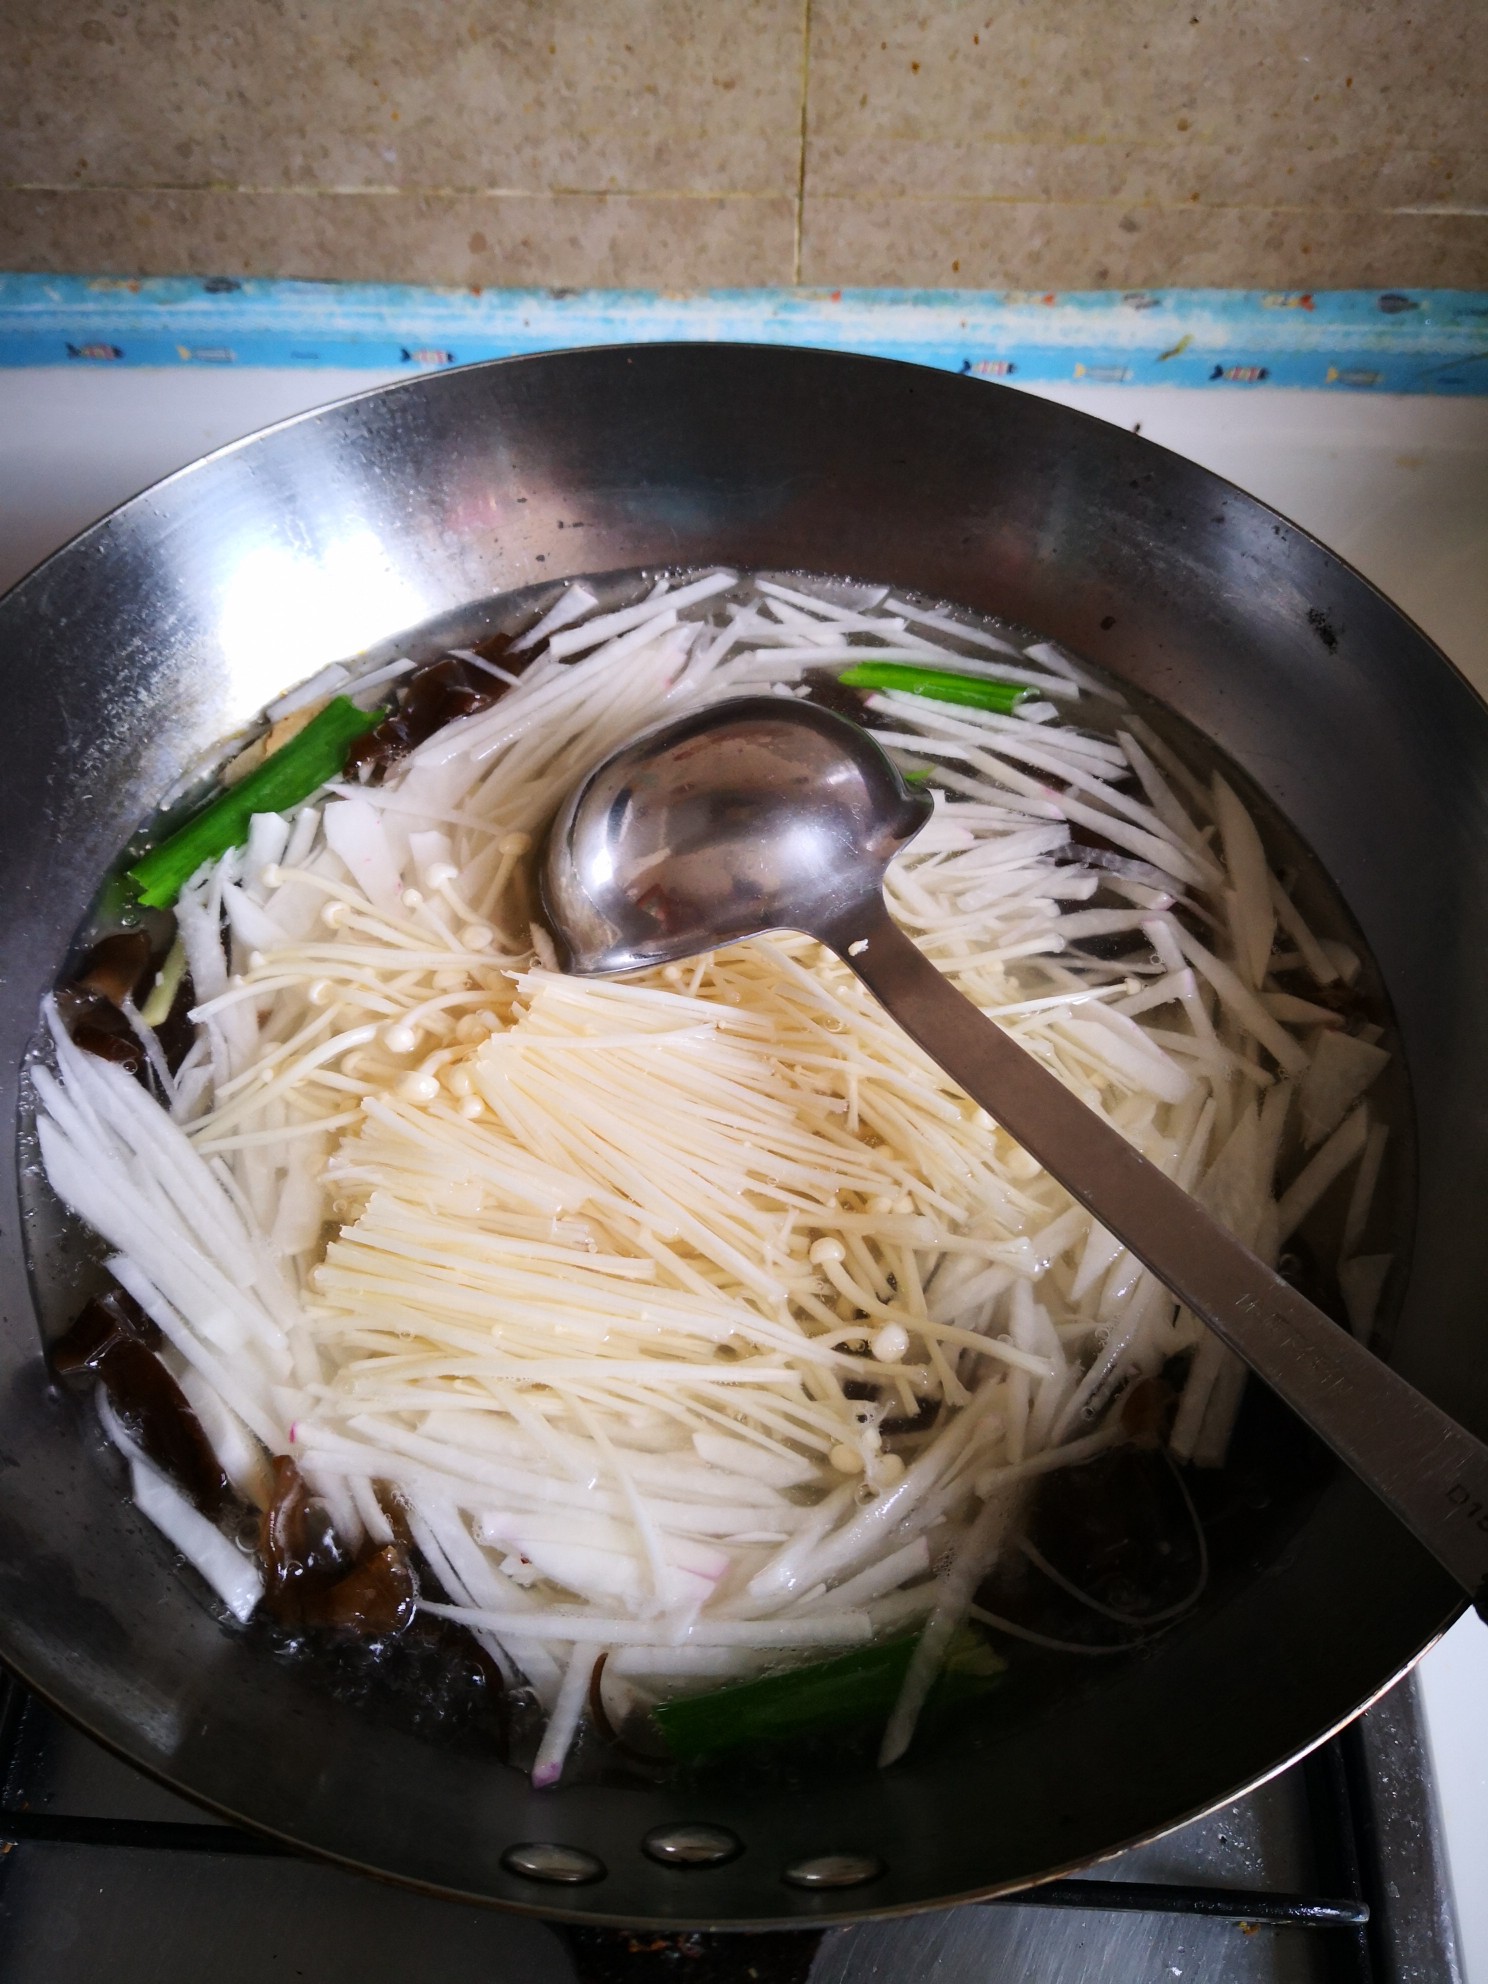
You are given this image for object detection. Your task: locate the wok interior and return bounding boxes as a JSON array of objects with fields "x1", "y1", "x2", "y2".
[{"x1": 0, "y1": 347, "x2": 1482, "y2": 1925}]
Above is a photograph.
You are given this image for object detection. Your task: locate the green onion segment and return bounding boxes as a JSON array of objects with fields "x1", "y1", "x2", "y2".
[
  {"x1": 839, "y1": 661, "x2": 1031, "y2": 714},
  {"x1": 128, "y1": 697, "x2": 379, "y2": 909},
  {"x1": 653, "y1": 1628, "x2": 1004, "y2": 1760}
]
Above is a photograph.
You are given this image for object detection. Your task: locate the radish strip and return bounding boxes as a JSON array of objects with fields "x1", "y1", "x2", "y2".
[
  {"x1": 127, "y1": 1452, "x2": 263, "y2": 1623},
  {"x1": 1162, "y1": 921, "x2": 1309, "y2": 1077},
  {"x1": 511, "y1": 583, "x2": 601, "y2": 654},
  {"x1": 1268, "y1": 875, "x2": 1339, "y2": 985},
  {"x1": 531, "y1": 1642, "x2": 599, "y2": 1787},
  {"x1": 1276, "y1": 1106, "x2": 1370, "y2": 1241},
  {"x1": 878, "y1": 1487, "x2": 1015, "y2": 1766},
  {"x1": 1212, "y1": 777, "x2": 1274, "y2": 988},
  {"x1": 1299, "y1": 1032, "x2": 1389, "y2": 1148}
]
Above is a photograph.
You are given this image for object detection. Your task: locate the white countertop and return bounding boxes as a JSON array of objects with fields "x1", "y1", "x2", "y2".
[{"x1": 3, "y1": 363, "x2": 1487, "y2": 1974}]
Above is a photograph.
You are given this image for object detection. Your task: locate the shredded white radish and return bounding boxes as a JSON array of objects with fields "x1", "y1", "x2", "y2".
[
  {"x1": 34, "y1": 570, "x2": 1393, "y2": 1783},
  {"x1": 1299, "y1": 1031, "x2": 1390, "y2": 1148},
  {"x1": 97, "y1": 1394, "x2": 263, "y2": 1623},
  {"x1": 129, "y1": 1456, "x2": 264, "y2": 1622},
  {"x1": 1277, "y1": 1106, "x2": 1371, "y2": 1241},
  {"x1": 1212, "y1": 776, "x2": 1275, "y2": 988},
  {"x1": 511, "y1": 583, "x2": 600, "y2": 655}
]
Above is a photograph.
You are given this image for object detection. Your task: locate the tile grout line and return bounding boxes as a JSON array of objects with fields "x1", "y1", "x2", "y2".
[
  {"x1": 4, "y1": 183, "x2": 1483, "y2": 222},
  {"x1": 792, "y1": 0, "x2": 813, "y2": 286},
  {"x1": 0, "y1": 181, "x2": 787, "y2": 203}
]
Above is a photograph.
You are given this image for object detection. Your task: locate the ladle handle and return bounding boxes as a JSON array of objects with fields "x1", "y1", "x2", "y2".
[{"x1": 837, "y1": 900, "x2": 1488, "y2": 1617}]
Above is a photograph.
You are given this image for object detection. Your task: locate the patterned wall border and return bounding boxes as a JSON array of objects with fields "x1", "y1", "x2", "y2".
[{"x1": 1, "y1": 276, "x2": 1485, "y2": 393}]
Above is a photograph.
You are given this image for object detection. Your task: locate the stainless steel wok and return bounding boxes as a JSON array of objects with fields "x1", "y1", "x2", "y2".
[{"x1": 0, "y1": 346, "x2": 1484, "y2": 1929}]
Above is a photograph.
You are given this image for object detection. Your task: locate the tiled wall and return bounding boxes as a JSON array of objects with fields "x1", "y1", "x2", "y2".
[{"x1": 2, "y1": 1, "x2": 1484, "y2": 291}]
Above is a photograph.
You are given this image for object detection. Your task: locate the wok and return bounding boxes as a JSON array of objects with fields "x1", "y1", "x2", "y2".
[{"x1": 0, "y1": 345, "x2": 1484, "y2": 1929}]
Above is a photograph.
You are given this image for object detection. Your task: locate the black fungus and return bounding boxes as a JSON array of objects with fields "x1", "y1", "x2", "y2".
[
  {"x1": 259, "y1": 1454, "x2": 352, "y2": 1622},
  {"x1": 259, "y1": 1456, "x2": 417, "y2": 1636},
  {"x1": 69, "y1": 1019, "x2": 144, "y2": 1071},
  {"x1": 879, "y1": 1395, "x2": 943, "y2": 1439},
  {"x1": 345, "y1": 640, "x2": 524, "y2": 779},
  {"x1": 71, "y1": 930, "x2": 152, "y2": 1008},
  {"x1": 59, "y1": 927, "x2": 190, "y2": 1077},
  {"x1": 840, "y1": 1374, "x2": 943, "y2": 1440},
  {"x1": 52, "y1": 1286, "x2": 161, "y2": 1363},
  {"x1": 586, "y1": 1648, "x2": 668, "y2": 1766},
  {"x1": 587, "y1": 1649, "x2": 619, "y2": 1743},
  {"x1": 52, "y1": 1290, "x2": 230, "y2": 1515},
  {"x1": 312, "y1": 1542, "x2": 418, "y2": 1636},
  {"x1": 153, "y1": 969, "x2": 198, "y2": 1074}
]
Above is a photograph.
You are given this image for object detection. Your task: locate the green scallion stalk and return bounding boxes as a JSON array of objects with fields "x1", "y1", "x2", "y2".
[
  {"x1": 128, "y1": 695, "x2": 380, "y2": 910},
  {"x1": 839, "y1": 661, "x2": 1031, "y2": 714},
  {"x1": 652, "y1": 1628, "x2": 1004, "y2": 1761}
]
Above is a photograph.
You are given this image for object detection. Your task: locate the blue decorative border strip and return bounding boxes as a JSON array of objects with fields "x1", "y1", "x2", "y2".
[{"x1": 2, "y1": 276, "x2": 1485, "y2": 393}]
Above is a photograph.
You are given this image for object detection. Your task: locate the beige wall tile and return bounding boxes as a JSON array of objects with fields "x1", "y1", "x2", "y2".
[
  {"x1": 803, "y1": 0, "x2": 1486, "y2": 289},
  {"x1": 807, "y1": 0, "x2": 1486, "y2": 177},
  {"x1": 800, "y1": 197, "x2": 1488, "y2": 291},
  {"x1": 0, "y1": 188, "x2": 797, "y2": 288},
  {"x1": 804, "y1": 136, "x2": 1487, "y2": 217},
  {"x1": 1, "y1": 0, "x2": 806, "y2": 196}
]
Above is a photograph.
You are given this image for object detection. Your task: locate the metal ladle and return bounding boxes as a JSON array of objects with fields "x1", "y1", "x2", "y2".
[{"x1": 542, "y1": 693, "x2": 1488, "y2": 1617}]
